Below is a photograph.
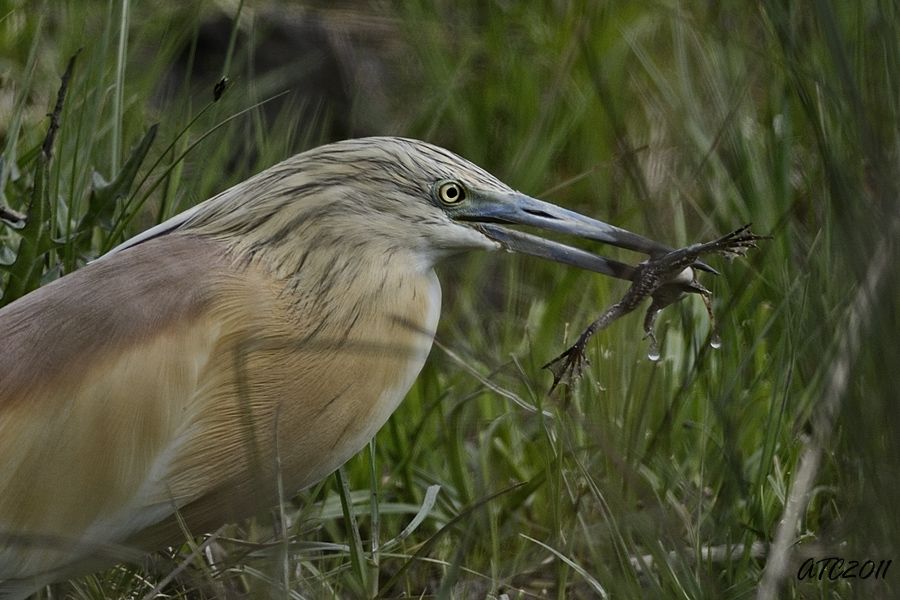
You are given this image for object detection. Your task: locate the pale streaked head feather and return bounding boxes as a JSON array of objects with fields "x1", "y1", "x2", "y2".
[{"x1": 116, "y1": 137, "x2": 509, "y2": 279}]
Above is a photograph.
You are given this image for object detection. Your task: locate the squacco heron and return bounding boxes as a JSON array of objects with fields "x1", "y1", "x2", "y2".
[{"x1": 0, "y1": 137, "x2": 682, "y2": 595}]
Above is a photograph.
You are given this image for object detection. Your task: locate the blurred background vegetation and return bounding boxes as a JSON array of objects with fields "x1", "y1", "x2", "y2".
[{"x1": 0, "y1": 0, "x2": 897, "y2": 598}]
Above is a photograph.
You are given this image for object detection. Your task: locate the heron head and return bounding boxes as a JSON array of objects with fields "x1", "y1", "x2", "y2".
[
  {"x1": 268, "y1": 136, "x2": 678, "y2": 278},
  {"x1": 302, "y1": 137, "x2": 677, "y2": 278},
  {"x1": 136, "y1": 137, "x2": 693, "y2": 280}
]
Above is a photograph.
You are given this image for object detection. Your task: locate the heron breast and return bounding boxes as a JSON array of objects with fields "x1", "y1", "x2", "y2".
[
  {"x1": 158, "y1": 262, "x2": 443, "y2": 531},
  {"x1": 281, "y1": 268, "x2": 442, "y2": 486}
]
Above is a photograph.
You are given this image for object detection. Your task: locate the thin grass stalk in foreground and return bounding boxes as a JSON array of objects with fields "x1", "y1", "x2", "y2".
[
  {"x1": 336, "y1": 466, "x2": 369, "y2": 596},
  {"x1": 110, "y1": 0, "x2": 129, "y2": 176},
  {"x1": 368, "y1": 439, "x2": 381, "y2": 597}
]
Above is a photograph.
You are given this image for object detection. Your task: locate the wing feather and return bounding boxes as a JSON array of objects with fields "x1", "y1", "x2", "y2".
[{"x1": 0, "y1": 235, "x2": 231, "y2": 579}]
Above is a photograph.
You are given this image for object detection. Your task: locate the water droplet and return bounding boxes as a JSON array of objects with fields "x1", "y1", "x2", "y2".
[
  {"x1": 710, "y1": 333, "x2": 722, "y2": 349},
  {"x1": 647, "y1": 338, "x2": 661, "y2": 361}
]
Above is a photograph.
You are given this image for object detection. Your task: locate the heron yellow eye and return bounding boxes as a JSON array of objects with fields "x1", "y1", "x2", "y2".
[{"x1": 437, "y1": 181, "x2": 466, "y2": 205}]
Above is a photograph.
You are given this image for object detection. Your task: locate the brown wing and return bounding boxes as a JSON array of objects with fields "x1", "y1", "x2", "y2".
[{"x1": 0, "y1": 234, "x2": 235, "y2": 581}]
